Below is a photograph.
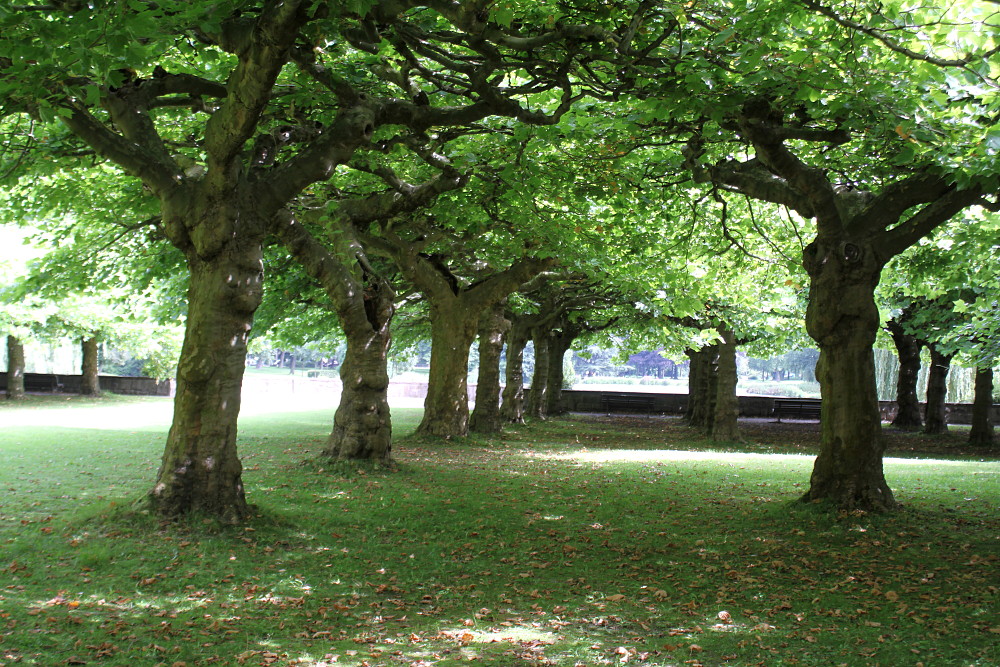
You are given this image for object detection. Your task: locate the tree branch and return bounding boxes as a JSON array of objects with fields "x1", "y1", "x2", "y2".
[
  {"x1": 878, "y1": 186, "x2": 985, "y2": 260},
  {"x1": 58, "y1": 104, "x2": 179, "y2": 197},
  {"x1": 203, "y1": 0, "x2": 309, "y2": 179},
  {"x1": 802, "y1": 0, "x2": 1000, "y2": 72}
]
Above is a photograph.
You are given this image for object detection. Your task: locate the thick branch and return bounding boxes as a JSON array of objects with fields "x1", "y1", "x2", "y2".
[
  {"x1": 690, "y1": 156, "x2": 816, "y2": 218},
  {"x1": 289, "y1": 47, "x2": 362, "y2": 105},
  {"x1": 270, "y1": 208, "x2": 364, "y2": 318},
  {"x1": 859, "y1": 172, "x2": 956, "y2": 234},
  {"x1": 878, "y1": 186, "x2": 985, "y2": 259},
  {"x1": 464, "y1": 257, "x2": 555, "y2": 312},
  {"x1": 338, "y1": 170, "x2": 468, "y2": 226},
  {"x1": 736, "y1": 117, "x2": 839, "y2": 220},
  {"x1": 59, "y1": 105, "x2": 179, "y2": 196},
  {"x1": 203, "y1": 0, "x2": 308, "y2": 178}
]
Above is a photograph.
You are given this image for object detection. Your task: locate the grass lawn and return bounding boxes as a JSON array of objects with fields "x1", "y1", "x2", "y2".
[{"x1": 0, "y1": 395, "x2": 997, "y2": 666}]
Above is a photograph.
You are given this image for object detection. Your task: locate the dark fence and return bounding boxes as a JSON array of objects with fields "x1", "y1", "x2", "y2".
[{"x1": 0, "y1": 372, "x2": 173, "y2": 397}]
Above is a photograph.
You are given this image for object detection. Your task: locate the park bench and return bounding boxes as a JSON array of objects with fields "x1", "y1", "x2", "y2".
[
  {"x1": 600, "y1": 392, "x2": 655, "y2": 416},
  {"x1": 772, "y1": 397, "x2": 821, "y2": 422},
  {"x1": 23, "y1": 374, "x2": 63, "y2": 393}
]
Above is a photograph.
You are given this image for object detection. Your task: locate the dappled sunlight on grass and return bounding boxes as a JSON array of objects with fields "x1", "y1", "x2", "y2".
[{"x1": 0, "y1": 399, "x2": 997, "y2": 666}]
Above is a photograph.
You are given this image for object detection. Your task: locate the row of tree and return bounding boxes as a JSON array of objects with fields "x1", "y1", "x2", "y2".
[{"x1": 0, "y1": 0, "x2": 997, "y2": 522}]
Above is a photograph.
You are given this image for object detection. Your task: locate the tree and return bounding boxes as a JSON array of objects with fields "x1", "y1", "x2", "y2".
[
  {"x1": 885, "y1": 311, "x2": 923, "y2": 430},
  {"x1": 2, "y1": 1, "x2": 666, "y2": 515},
  {"x1": 677, "y1": 0, "x2": 1000, "y2": 509},
  {"x1": 80, "y1": 335, "x2": 100, "y2": 395},
  {"x1": 969, "y1": 367, "x2": 995, "y2": 447},
  {"x1": 468, "y1": 303, "x2": 511, "y2": 434},
  {"x1": 0, "y1": 226, "x2": 49, "y2": 400},
  {"x1": 5, "y1": 335, "x2": 25, "y2": 400},
  {"x1": 377, "y1": 235, "x2": 550, "y2": 437},
  {"x1": 882, "y1": 209, "x2": 1000, "y2": 444}
]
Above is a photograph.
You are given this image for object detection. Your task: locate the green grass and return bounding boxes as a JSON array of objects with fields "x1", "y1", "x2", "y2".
[{"x1": 1, "y1": 396, "x2": 997, "y2": 666}]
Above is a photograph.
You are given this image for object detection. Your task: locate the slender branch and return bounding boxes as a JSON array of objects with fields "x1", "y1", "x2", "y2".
[
  {"x1": 802, "y1": 0, "x2": 999, "y2": 71},
  {"x1": 289, "y1": 47, "x2": 362, "y2": 105}
]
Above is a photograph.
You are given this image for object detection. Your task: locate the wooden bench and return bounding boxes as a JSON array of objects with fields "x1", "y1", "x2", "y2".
[
  {"x1": 772, "y1": 397, "x2": 821, "y2": 422},
  {"x1": 601, "y1": 392, "x2": 656, "y2": 416}
]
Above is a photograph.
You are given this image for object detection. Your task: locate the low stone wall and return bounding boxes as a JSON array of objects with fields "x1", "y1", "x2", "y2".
[
  {"x1": 2, "y1": 373, "x2": 995, "y2": 424},
  {"x1": 560, "y1": 389, "x2": 997, "y2": 425},
  {"x1": 0, "y1": 372, "x2": 173, "y2": 397}
]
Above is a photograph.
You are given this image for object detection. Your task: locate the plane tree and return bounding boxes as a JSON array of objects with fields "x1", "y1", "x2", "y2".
[
  {"x1": 358, "y1": 190, "x2": 554, "y2": 438},
  {"x1": 672, "y1": 0, "x2": 1000, "y2": 510},
  {"x1": 0, "y1": 0, "x2": 680, "y2": 518},
  {"x1": 884, "y1": 301, "x2": 925, "y2": 431},
  {"x1": 882, "y1": 211, "x2": 1000, "y2": 443}
]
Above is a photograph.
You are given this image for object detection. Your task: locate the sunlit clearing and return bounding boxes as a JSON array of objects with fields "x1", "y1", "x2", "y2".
[{"x1": 1, "y1": 402, "x2": 174, "y2": 430}]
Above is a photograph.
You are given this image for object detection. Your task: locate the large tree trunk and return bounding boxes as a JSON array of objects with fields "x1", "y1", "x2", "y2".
[
  {"x1": 923, "y1": 346, "x2": 953, "y2": 435},
  {"x1": 887, "y1": 319, "x2": 922, "y2": 430},
  {"x1": 525, "y1": 329, "x2": 550, "y2": 420},
  {"x1": 273, "y1": 210, "x2": 396, "y2": 461},
  {"x1": 544, "y1": 332, "x2": 574, "y2": 417},
  {"x1": 685, "y1": 346, "x2": 714, "y2": 430},
  {"x1": 417, "y1": 300, "x2": 480, "y2": 437},
  {"x1": 149, "y1": 243, "x2": 263, "y2": 523},
  {"x1": 81, "y1": 336, "x2": 101, "y2": 395},
  {"x1": 6, "y1": 335, "x2": 25, "y2": 400},
  {"x1": 324, "y1": 279, "x2": 394, "y2": 461},
  {"x1": 709, "y1": 328, "x2": 741, "y2": 442},
  {"x1": 969, "y1": 367, "x2": 994, "y2": 447},
  {"x1": 500, "y1": 322, "x2": 530, "y2": 424},
  {"x1": 470, "y1": 305, "x2": 510, "y2": 434},
  {"x1": 801, "y1": 237, "x2": 895, "y2": 511}
]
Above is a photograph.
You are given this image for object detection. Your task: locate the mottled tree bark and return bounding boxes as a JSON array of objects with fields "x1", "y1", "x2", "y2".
[
  {"x1": 923, "y1": 346, "x2": 953, "y2": 435},
  {"x1": 887, "y1": 319, "x2": 922, "y2": 430},
  {"x1": 325, "y1": 278, "x2": 394, "y2": 461},
  {"x1": 544, "y1": 331, "x2": 575, "y2": 417},
  {"x1": 500, "y1": 321, "x2": 531, "y2": 424},
  {"x1": 273, "y1": 211, "x2": 395, "y2": 462},
  {"x1": 969, "y1": 367, "x2": 994, "y2": 447},
  {"x1": 6, "y1": 335, "x2": 25, "y2": 400},
  {"x1": 685, "y1": 346, "x2": 715, "y2": 430},
  {"x1": 470, "y1": 304, "x2": 510, "y2": 434},
  {"x1": 709, "y1": 327, "x2": 741, "y2": 442},
  {"x1": 151, "y1": 240, "x2": 264, "y2": 523},
  {"x1": 420, "y1": 300, "x2": 481, "y2": 437},
  {"x1": 801, "y1": 235, "x2": 895, "y2": 511},
  {"x1": 525, "y1": 328, "x2": 550, "y2": 420},
  {"x1": 81, "y1": 337, "x2": 101, "y2": 396}
]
